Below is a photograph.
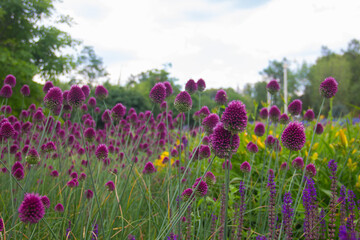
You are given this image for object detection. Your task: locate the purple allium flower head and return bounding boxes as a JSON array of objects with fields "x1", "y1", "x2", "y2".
[
  {"x1": 143, "y1": 162, "x2": 157, "y2": 174},
  {"x1": 292, "y1": 157, "x2": 304, "y2": 170},
  {"x1": 101, "y1": 109, "x2": 112, "y2": 123},
  {"x1": 259, "y1": 107, "x2": 269, "y2": 119},
  {"x1": 197, "y1": 78, "x2": 206, "y2": 92},
  {"x1": 304, "y1": 109, "x2": 315, "y2": 122},
  {"x1": 0, "y1": 84, "x2": 12, "y2": 98},
  {"x1": 280, "y1": 162, "x2": 288, "y2": 170},
  {"x1": 319, "y1": 77, "x2": 338, "y2": 98},
  {"x1": 204, "y1": 171, "x2": 216, "y2": 186},
  {"x1": 95, "y1": 107, "x2": 100, "y2": 114},
  {"x1": 20, "y1": 84, "x2": 30, "y2": 96},
  {"x1": 4, "y1": 74, "x2": 16, "y2": 87},
  {"x1": 314, "y1": 123, "x2": 324, "y2": 135},
  {"x1": 269, "y1": 105, "x2": 281, "y2": 122},
  {"x1": 68, "y1": 85, "x2": 85, "y2": 108},
  {"x1": 199, "y1": 145, "x2": 211, "y2": 159},
  {"x1": 95, "y1": 144, "x2": 108, "y2": 160},
  {"x1": 43, "y1": 81, "x2": 54, "y2": 94},
  {"x1": 279, "y1": 113, "x2": 289, "y2": 124},
  {"x1": 0, "y1": 218, "x2": 3, "y2": 232},
  {"x1": 221, "y1": 100, "x2": 248, "y2": 134},
  {"x1": 26, "y1": 148, "x2": 40, "y2": 164},
  {"x1": 182, "y1": 188, "x2": 194, "y2": 201},
  {"x1": 163, "y1": 81, "x2": 173, "y2": 98},
  {"x1": 240, "y1": 161, "x2": 251, "y2": 173},
  {"x1": 265, "y1": 135, "x2": 275, "y2": 148},
  {"x1": 209, "y1": 122, "x2": 240, "y2": 159},
  {"x1": 85, "y1": 189, "x2": 94, "y2": 199},
  {"x1": 266, "y1": 79, "x2": 280, "y2": 95},
  {"x1": 246, "y1": 142, "x2": 258, "y2": 153},
  {"x1": 199, "y1": 106, "x2": 210, "y2": 119},
  {"x1": 13, "y1": 168, "x2": 24, "y2": 180},
  {"x1": 40, "y1": 195, "x2": 50, "y2": 208},
  {"x1": 54, "y1": 203, "x2": 64, "y2": 212},
  {"x1": 305, "y1": 163, "x2": 316, "y2": 177},
  {"x1": 185, "y1": 79, "x2": 198, "y2": 94},
  {"x1": 0, "y1": 122, "x2": 15, "y2": 138},
  {"x1": 18, "y1": 193, "x2": 45, "y2": 224},
  {"x1": 171, "y1": 148, "x2": 178, "y2": 157},
  {"x1": 12, "y1": 161, "x2": 23, "y2": 174},
  {"x1": 105, "y1": 181, "x2": 115, "y2": 191},
  {"x1": 95, "y1": 85, "x2": 108, "y2": 100},
  {"x1": 88, "y1": 97, "x2": 97, "y2": 108},
  {"x1": 192, "y1": 180, "x2": 208, "y2": 197},
  {"x1": 222, "y1": 160, "x2": 232, "y2": 170},
  {"x1": 84, "y1": 127, "x2": 96, "y2": 142},
  {"x1": 202, "y1": 113, "x2": 219, "y2": 135},
  {"x1": 160, "y1": 101, "x2": 167, "y2": 110},
  {"x1": 80, "y1": 104, "x2": 88, "y2": 113},
  {"x1": 174, "y1": 91, "x2": 192, "y2": 112},
  {"x1": 33, "y1": 110, "x2": 44, "y2": 123},
  {"x1": 111, "y1": 103, "x2": 126, "y2": 121},
  {"x1": 67, "y1": 178, "x2": 79, "y2": 188},
  {"x1": 281, "y1": 121, "x2": 306, "y2": 151},
  {"x1": 44, "y1": 87, "x2": 63, "y2": 111},
  {"x1": 149, "y1": 82, "x2": 166, "y2": 104},
  {"x1": 81, "y1": 85, "x2": 90, "y2": 98},
  {"x1": 50, "y1": 170, "x2": 59, "y2": 177},
  {"x1": 254, "y1": 122, "x2": 265, "y2": 137},
  {"x1": 288, "y1": 99, "x2": 302, "y2": 116},
  {"x1": 214, "y1": 89, "x2": 227, "y2": 105},
  {"x1": 79, "y1": 172, "x2": 87, "y2": 181}
]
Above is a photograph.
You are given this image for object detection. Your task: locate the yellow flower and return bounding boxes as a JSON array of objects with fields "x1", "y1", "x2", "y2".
[
  {"x1": 356, "y1": 175, "x2": 360, "y2": 189},
  {"x1": 352, "y1": 149, "x2": 357, "y2": 155},
  {"x1": 312, "y1": 143, "x2": 319, "y2": 151},
  {"x1": 257, "y1": 138, "x2": 265, "y2": 149},
  {"x1": 311, "y1": 153, "x2": 318, "y2": 161},
  {"x1": 339, "y1": 129, "x2": 348, "y2": 148},
  {"x1": 350, "y1": 138, "x2": 355, "y2": 144},
  {"x1": 269, "y1": 130, "x2": 273, "y2": 135},
  {"x1": 252, "y1": 135, "x2": 258, "y2": 142},
  {"x1": 347, "y1": 158, "x2": 357, "y2": 172},
  {"x1": 329, "y1": 144, "x2": 334, "y2": 150}
]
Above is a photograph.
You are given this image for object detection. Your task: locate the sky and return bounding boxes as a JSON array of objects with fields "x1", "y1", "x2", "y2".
[{"x1": 54, "y1": 0, "x2": 360, "y2": 90}]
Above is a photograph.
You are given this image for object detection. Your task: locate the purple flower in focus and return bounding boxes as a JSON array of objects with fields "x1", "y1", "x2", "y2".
[
  {"x1": 149, "y1": 83, "x2": 166, "y2": 104},
  {"x1": 95, "y1": 144, "x2": 108, "y2": 160},
  {"x1": 209, "y1": 123, "x2": 240, "y2": 159},
  {"x1": 319, "y1": 77, "x2": 338, "y2": 98},
  {"x1": 266, "y1": 79, "x2": 280, "y2": 95},
  {"x1": 221, "y1": 100, "x2": 248, "y2": 134},
  {"x1": 174, "y1": 91, "x2": 192, "y2": 112},
  {"x1": 68, "y1": 85, "x2": 85, "y2": 108},
  {"x1": 44, "y1": 87, "x2": 63, "y2": 111},
  {"x1": 18, "y1": 193, "x2": 45, "y2": 224},
  {"x1": 281, "y1": 121, "x2": 306, "y2": 151}
]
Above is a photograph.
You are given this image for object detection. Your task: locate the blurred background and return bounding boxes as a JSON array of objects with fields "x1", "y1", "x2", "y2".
[{"x1": 1, "y1": 0, "x2": 360, "y2": 120}]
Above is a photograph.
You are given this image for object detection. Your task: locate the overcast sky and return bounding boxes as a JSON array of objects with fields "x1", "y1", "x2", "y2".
[{"x1": 55, "y1": 0, "x2": 360, "y2": 90}]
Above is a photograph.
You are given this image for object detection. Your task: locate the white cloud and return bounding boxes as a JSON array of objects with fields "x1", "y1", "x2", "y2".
[{"x1": 54, "y1": 0, "x2": 360, "y2": 90}]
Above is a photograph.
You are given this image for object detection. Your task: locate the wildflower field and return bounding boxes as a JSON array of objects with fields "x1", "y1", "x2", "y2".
[{"x1": 0, "y1": 75, "x2": 360, "y2": 240}]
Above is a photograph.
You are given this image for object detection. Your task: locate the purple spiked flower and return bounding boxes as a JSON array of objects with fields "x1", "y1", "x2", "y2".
[
  {"x1": 192, "y1": 180, "x2": 208, "y2": 197},
  {"x1": 44, "y1": 87, "x2": 63, "y2": 111},
  {"x1": 84, "y1": 128, "x2": 96, "y2": 142},
  {"x1": 13, "y1": 168, "x2": 24, "y2": 180},
  {"x1": 197, "y1": 78, "x2": 206, "y2": 92},
  {"x1": 240, "y1": 161, "x2": 251, "y2": 173},
  {"x1": 174, "y1": 91, "x2": 192, "y2": 112},
  {"x1": 281, "y1": 121, "x2": 305, "y2": 151},
  {"x1": 214, "y1": 89, "x2": 227, "y2": 105},
  {"x1": 111, "y1": 103, "x2": 126, "y2": 122},
  {"x1": 95, "y1": 85, "x2": 108, "y2": 100},
  {"x1": 314, "y1": 123, "x2": 324, "y2": 135},
  {"x1": 163, "y1": 81, "x2": 173, "y2": 98},
  {"x1": 43, "y1": 81, "x2": 54, "y2": 94},
  {"x1": 254, "y1": 122, "x2": 265, "y2": 137},
  {"x1": 199, "y1": 145, "x2": 211, "y2": 159},
  {"x1": 4, "y1": 74, "x2": 16, "y2": 87},
  {"x1": 199, "y1": 106, "x2": 210, "y2": 119},
  {"x1": 0, "y1": 84, "x2": 12, "y2": 98},
  {"x1": 209, "y1": 122, "x2": 240, "y2": 159},
  {"x1": 269, "y1": 105, "x2": 281, "y2": 122},
  {"x1": 143, "y1": 162, "x2": 157, "y2": 174},
  {"x1": 85, "y1": 189, "x2": 94, "y2": 199},
  {"x1": 292, "y1": 157, "x2": 304, "y2": 170},
  {"x1": 81, "y1": 85, "x2": 90, "y2": 98},
  {"x1": 185, "y1": 79, "x2": 198, "y2": 94},
  {"x1": 319, "y1": 77, "x2": 338, "y2": 98},
  {"x1": 328, "y1": 159, "x2": 338, "y2": 238},
  {"x1": 95, "y1": 144, "x2": 108, "y2": 160},
  {"x1": 305, "y1": 164, "x2": 316, "y2": 177},
  {"x1": 40, "y1": 195, "x2": 50, "y2": 209},
  {"x1": 20, "y1": 84, "x2": 30, "y2": 96},
  {"x1": 259, "y1": 107, "x2": 269, "y2": 119},
  {"x1": 282, "y1": 192, "x2": 294, "y2": 239},
  {"x1": 105, "y1": 181, "x2": 115, "y2": 191},
  {"x1": 149, "y1": 83, "x2": 166, "y2": 104},
  {"x1": 202, "y1": 113, "x2": 219, "y2": 135},
  {"x1": 246, "y1": 142, "x2": 258, "y2": 153},
  {"x1": 266, "y1": 79, "x2": 280, "y2": 95},
  {"x1": 182, "y1": 188, "x2": 194, "y2": 201},
  {"x1": 279, "y1": 113, "x2": 289, "y2": 124},
  {"x1": 68, "y1": 85, "x2": 85, "y2": 108},
  {"x1": 304, "y1": 109, "x2": 315, "y2": 121},
  {"x1": 288, "y1": 99, "x2": 302, "y2": 116},
  {"x1": 221, "y1": 100, "x2": 248, "y2": 134},
  {"x1": 88, "y1": 97, "x2": 97, "y2": 108},
  {"x1": 54, "y1": 203, "x2": 64, "y2": 212},
  {"x1": 18, "y1": 193, "x2": 45, "y2": 224},
  {"x1": 0, "y1": 122, "x2": 15, "y2": 138}
]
